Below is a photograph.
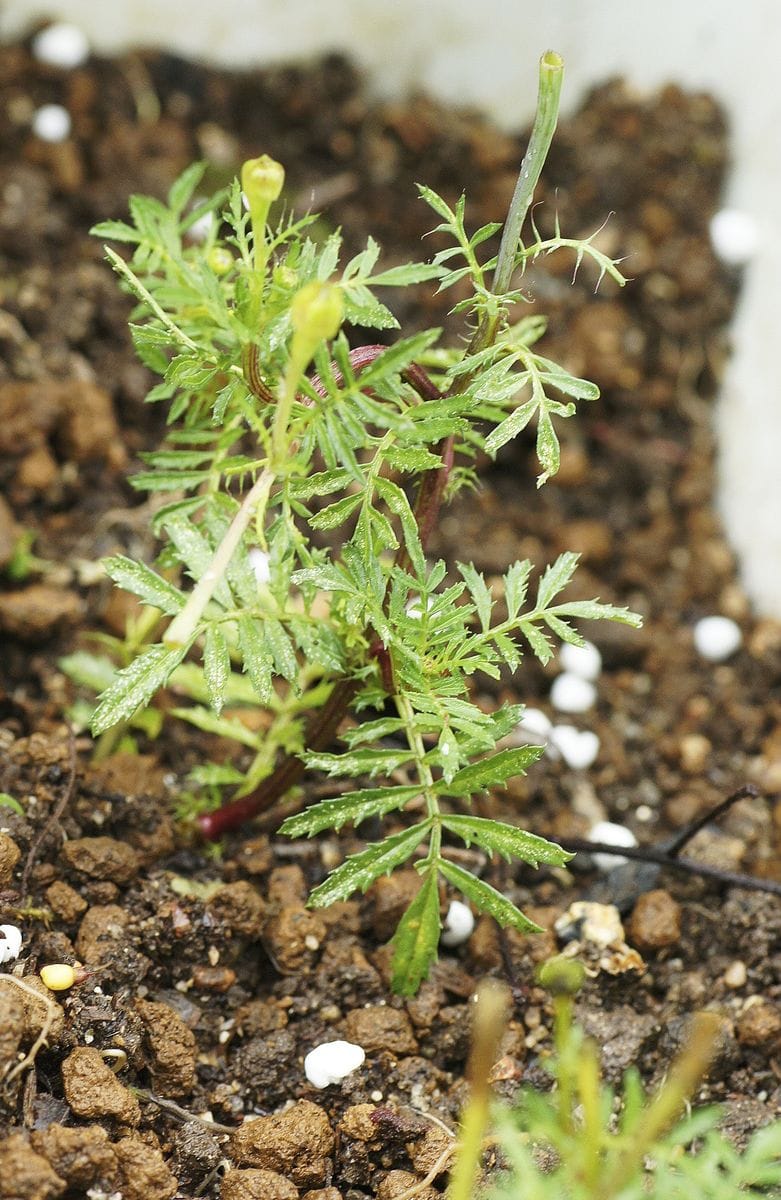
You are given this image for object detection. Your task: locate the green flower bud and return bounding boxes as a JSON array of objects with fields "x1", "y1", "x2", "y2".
[
  {"x1": 273, "y1": 264, "x2": 298, "y2": 289},
  {"x1": 537, "y1": 955, "x2": 586, "y2": 997},
  {"x1": 241, "y1": 155, "x2": 285, "y2": 207},
  {"x1": 207, "y1": 246, "x2": 234, "y2": 275},
  {"x1": 290, "y1": 282, "x2": 343, "y2": 344}
]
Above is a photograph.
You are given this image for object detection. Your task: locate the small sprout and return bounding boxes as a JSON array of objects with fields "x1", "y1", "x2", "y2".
[
  {"x1": 40, "y1": 963, "x2": 77, "y2": 991},
  {"x1": 537, "y1": 954, "x2": 586, "y2": 997},
  {"x1": 0, "y1": 792, "x2": 24, "y2": 815},
  {"x1": 0, "y1": 924, "x2": 23, "y2": 964},
  {"x1": 550, "y1": 672, "x2": 596, "y2": 713},
  {"x1": 693, "y1": 614, "x2": 742, "y2": 662},
  {"x1": 86, "y1": 50, "x2": 639, "y2": 995},
  {"x1": 558, "y1": 638, "x2": 602, "y2": 682},
  {"x1": 441, "y1": 899, "x2": 475, "y2": 947},
  {"x1": 304, "y1": 1039, "x2": 365, "y2": 1089},
  {"x1": 100, "y1": 1048, "x2": 128, "y2": 1073}
]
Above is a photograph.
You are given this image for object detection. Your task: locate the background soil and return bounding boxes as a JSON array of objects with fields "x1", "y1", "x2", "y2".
[{"x1": 2, "y1": 31, "x2": 781, "y2": 1200}]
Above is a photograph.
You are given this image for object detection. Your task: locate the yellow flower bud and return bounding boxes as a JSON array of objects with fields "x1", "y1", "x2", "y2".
[
  {"x1": 241, "y1": 155, "x2": 285, "y2": 208},
  {"x1": 207, "y1": 246, "x2": 234, "y2": 275},
  {"x1": 290, "y1": 282, "x2": 343, "y2": 344},
  {"x1": 40, "y1": 963, "x2": 76, "y2": 991}
]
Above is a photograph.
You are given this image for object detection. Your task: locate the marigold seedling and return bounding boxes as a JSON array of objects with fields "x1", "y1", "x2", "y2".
[{"x1": 85, "y1": 50, "x2": 640, "y2": 994}]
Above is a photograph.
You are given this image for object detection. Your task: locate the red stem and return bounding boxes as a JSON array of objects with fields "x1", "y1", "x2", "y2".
[{"x1": 197, "y1": 678, "x2": 358, "y2": 838}]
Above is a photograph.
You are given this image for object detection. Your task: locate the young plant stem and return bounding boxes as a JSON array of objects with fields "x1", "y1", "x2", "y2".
[
  {"x1": 552, "y1": 989, "x2": 577, "y2": 1135},
  {"x1": 396, "y1": 690, "x2": 441, "y2": 862},
  {"x1": 577, "y1": 1040, "x2": 603, "y2": 1191},
  {"x1": 448, "y1": 980, "x2": 510, "y2": 1200}
]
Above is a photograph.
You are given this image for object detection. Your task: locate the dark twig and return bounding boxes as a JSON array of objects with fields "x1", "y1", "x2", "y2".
[
  {"x1": 135, "y1": 1087, "x2": 236, "y2": 1133},
  {"x1": 555, "y1": 783, "x2": 781, "y2": 898},
  {"x1": 21, "y1": 726, "x2": 77, "y2": 898},
  {"x1": 664, "y1": 783, "x2": 760, "y2": 859},
  {"x1": 555, "y1": 836, "x2": 781, "y2": 898}
]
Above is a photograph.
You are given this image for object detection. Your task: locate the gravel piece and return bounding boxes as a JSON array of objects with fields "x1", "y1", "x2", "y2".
[
  {"x1": 61, "y1": 836, "x2": 140, "y2": 884},
  {"x1": 344, "y1": 1005, "x2": 418, "y2": 1056},
  {"x1": 0, "y1": 832, "x2": 21, "y2": 885},
  {"x1": 627, "y1": 889, "x2": 682, "y2": 950},
  {"x1": 230, "y1": 1100, "x2": 336, "y2": 1188},
  {"x1": 135, "y1": 997, "x2": 197, "y2": 1096},
  {"x1": 61, "y1": 1046, "x2": 141, "y2": 1125},
  {"x1": 221, "y1": 1168, "x2": 298, "y2": 1199}
]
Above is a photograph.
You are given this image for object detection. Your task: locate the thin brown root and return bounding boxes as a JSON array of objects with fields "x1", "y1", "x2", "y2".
[
  {"x1": 392, "y1": 1144, "x2": 456, "y2": 1200},
  {"x1": 1, "y1": 973, "x2": 58, "y2": 1087}
]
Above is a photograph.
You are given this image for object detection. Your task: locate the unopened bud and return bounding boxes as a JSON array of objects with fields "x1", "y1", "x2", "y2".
[
  {"x1": 207, "y1": 246, "x2": 234, "y2": 275},
  {"x1": 241, "y1": 155, "x2": 285, "y2": 208},
  {"x1": 537, "y1": 955, "x2": 586, "y2": 997},
  {"x1": 273, "y1": 264, "x2": 298, "y2": 288},
  {"x1": 290, "y1": 282, "x2": 343, "y2": 344}
]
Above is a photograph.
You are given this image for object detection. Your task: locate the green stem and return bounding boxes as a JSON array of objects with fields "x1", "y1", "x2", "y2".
[
  {"x1": 448, "y1": 981, "x2": 509, "y2": 1200},
  {"x1": 553, "y1": 993, "x2": 576, "y2": 1135},
  {"x1": 395, "y1": 691, "x2": 441, "y2": 863},
  {"x1": 492, "y1": 50, "x2": 564, "y2": 298}
]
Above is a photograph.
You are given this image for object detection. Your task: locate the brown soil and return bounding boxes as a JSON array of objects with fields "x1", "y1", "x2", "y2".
[{"x1": 2, "y1": 30, "x2": 781, "y2": 1200}]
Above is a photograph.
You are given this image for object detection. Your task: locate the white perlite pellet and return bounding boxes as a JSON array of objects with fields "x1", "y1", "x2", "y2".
[
  {"x1": 550, "y1": 672, "x2": 596, "y2": 713},
  {"x1": 514, "y1": 707, "x2": 552, "y2": 739},
  {"x1": 440, "y1": 899, "x2": 475, "y2": 947},
  {"x1": 0, "y1": 924, "x2": 23, "y2": 964},
  {"x1": 187, "y1": 208, "x2": 215, "y2": 243},
  {"x1": 32, "y1": 22, "x2": 90, "y2": 69},
  {"x1": 549, "y1": 725, "x2": 600, "y2": 770},
  {"x1": 587, "y1": 820, "x2": 638, "y2": 872},
  {"x1": 32, "y1": 104, "x2": 71, "y2": 143},
  {"x1": 693, "y1": 615, "x2": 742, "y2": 662},
  {"x1": 709, "y1": 208, "x2": 759, "y2": 267},
  {"x1": 248, "y1": 547, "x2": 271, "y2": 586},
  {"x1": 559, "y1": 639, "x2": 602, "y2": 682},
  {"x1": 304, "y1": 1040, "x2": 366, "y2": 1089}
]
